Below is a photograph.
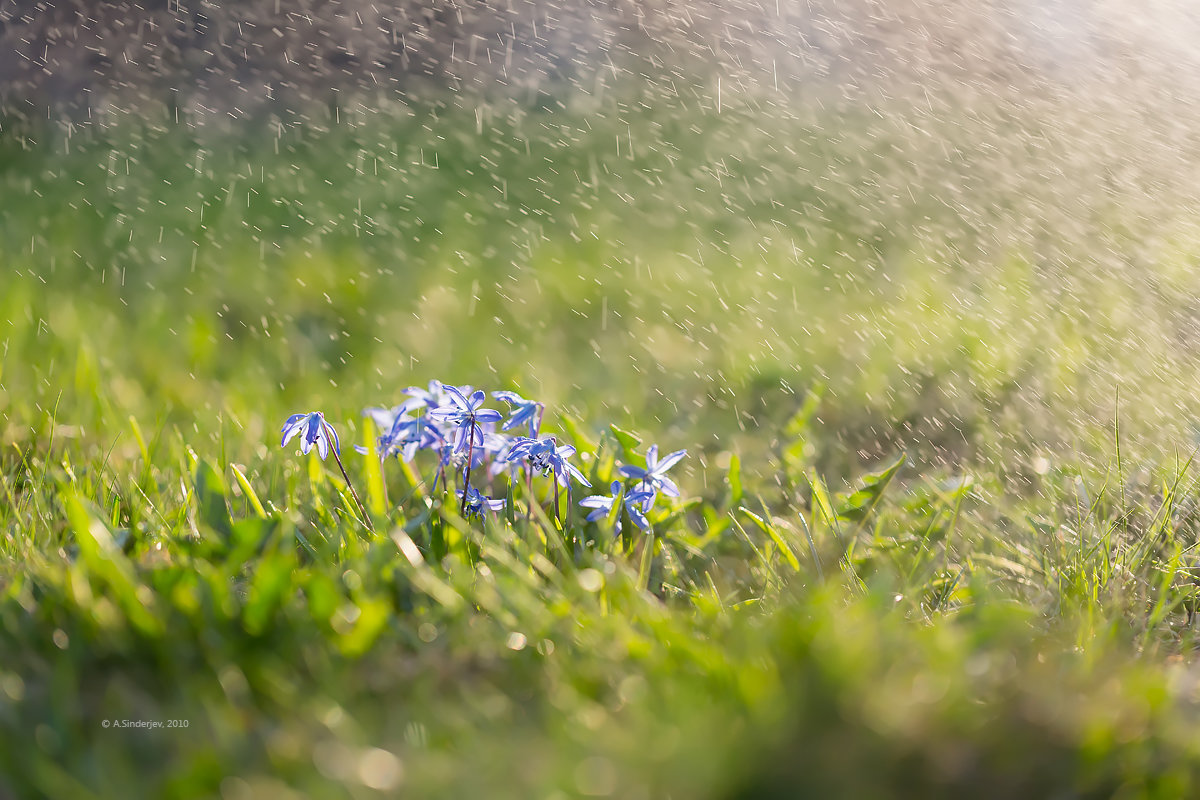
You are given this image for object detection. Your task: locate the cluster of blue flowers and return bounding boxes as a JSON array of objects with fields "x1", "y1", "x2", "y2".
[{"x1": 280, "y1": 380, "x2": 686, "y2": 530}]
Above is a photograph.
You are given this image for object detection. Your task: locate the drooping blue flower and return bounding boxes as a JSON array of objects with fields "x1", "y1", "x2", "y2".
[
  {"x1": 428, "y1": 385, "x2": 502, "y2": 454},
  {"x1": 281, "y1": 411, "x2": 340, "y2": 460},
  {"x1": 457, "y1": 485, "x2": 506, "y2": 520},
  {"x1": 579, "y1": 480, "x2": 655, "y2": 533},
  {"x1": 505, "y1": 435, "x2": 591, "y2": 488},
  {"x1": 618, "y1": 444, "x2": 686, "y2": 508},
  {"x1": 492, "y1": 390, "x2": 542, "y2": 435}
]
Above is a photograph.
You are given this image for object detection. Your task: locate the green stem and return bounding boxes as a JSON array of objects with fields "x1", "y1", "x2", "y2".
[
  {"x1": 460, "y1": 422, "x2": 476, "y2": 516},
  {"x1": 328, "y1": 433, "x2": 373, "y2": 532}
]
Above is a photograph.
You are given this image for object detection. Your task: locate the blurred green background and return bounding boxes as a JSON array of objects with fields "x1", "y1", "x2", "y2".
[{"x1": 6, "y1": 89, "x2": 1200, "y2": 479}]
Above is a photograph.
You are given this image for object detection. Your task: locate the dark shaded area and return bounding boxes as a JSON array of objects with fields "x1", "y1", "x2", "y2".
[
  {"x1": 0, "y1": 0, "x2": 709, "y2": 119},
  {"x1": 6, "y1": 0, "x2": 1200, "y2": 124}
]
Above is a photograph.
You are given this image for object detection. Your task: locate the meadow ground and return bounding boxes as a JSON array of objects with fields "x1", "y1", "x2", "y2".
[{"x1": 6, "y1": 88, "x2": 1200, "y2": 797}]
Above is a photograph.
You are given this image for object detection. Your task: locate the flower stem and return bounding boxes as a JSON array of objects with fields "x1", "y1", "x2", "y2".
[
  {"x1": 460, "y1": 422, "x2": 476, "y2": 516},
  {"x1": 526, "y1": 465, "x2": 534, "y2": 522},
  {"x1": 378, "y1": 454, "x2": 390, "y2": 510},
  {"x1": 527, "y1": 404, "x2": 545, "y2": 522},
  {"x1": 330, "y1": 441, "x2": 374, "y2": 532}
]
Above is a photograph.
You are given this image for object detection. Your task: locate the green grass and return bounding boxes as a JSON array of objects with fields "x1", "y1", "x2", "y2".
[{"x1": 6, "y1": 91, "x2": 1200, "y2": 797}]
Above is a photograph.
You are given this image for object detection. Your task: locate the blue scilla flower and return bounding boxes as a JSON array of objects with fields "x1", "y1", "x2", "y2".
[
  {"x1": 457, "y1": 485, "x2": 507, "y2": 520},
  {"x1": 477, "y1": 424, "x2": 515, "y2": 477},
  {"x1": 402, "y1": 380, "x2": 444, "y2": 409},
  {"x1": 281, "y1": 410, "x2": 374, "y2": 530},
  {"x1": 492, "y1": 390, "x2": 542, "y2": 435},
  {"x1": 428, "y1": 386, "x2": 502, "y2": 454},
  {"x1": 281, "y1": 411, "x2": 340, "y2": 460},
  {"x1": 357, "y1": 405, "x2": 436, "y2": 462},
  {"x1": 357, "y1": 403, "x2": 408, "y2": 454},
  {"x1": 619, "y1": 444, "x2": 686, "y2": 508},
  {"x1": 405, "y1": 380, "x2": 472, "y2": 411},
  {"x1": 480, "y1": 424, "x2": 510, "y2": 458},
  {"x1": 361, "y1": 403, "x2": 409, "y2": 433},
  {"x1": 488, "y1": 433, "x2": 524, "y2": 479},
  {"x1": 438, "y1": 425, "x2": 494, "y2": 470},
  {"x1": 404, "y1": 415, "x2": 444, "y2": 461},
  {"x1": 579, "y1": 481, "x2": 655, "y2": 533},
  {"x1": 505, "y1": 436, "x2": 591, "y2": 488}
]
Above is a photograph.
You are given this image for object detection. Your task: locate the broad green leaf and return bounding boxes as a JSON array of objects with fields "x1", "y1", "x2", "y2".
[
  {"x1": 194, "y1": 458, "x2": 233, "y2": 545},
  {"x1": 837, "y1": 453, "x2": 907, "y2": 523},
  {"x1": 558, "y1": 414, "x2": 597, "y2": 454},
  {"x1": 784, "y1": 385, "x2": 823, "y2": 438},
  {"x1": 305, "y1": 570, "x2": 341, "y2": 625},
  {"x1": 230, "y1": 463, "x2": 268, "y2": 519},
  {"x1": 361, "y1": 419, "x2": 387, "y2": 517},
  {"x1": 228, "y1": 516, "x2": 279, "y2": 564},
  {"x1": 64, "y1": 493, "x2": 161, "y2": 636},
  {"x1": 339, "y1": 599, "x2": 390, "y2": 657},
  {"x1": 727, "y1": 453, "x2": 743, "y2": 508},
  {"x1": 609, "y1": 424, "x2": 643, "y2": 465},
  {"x1": 243, "y1": 553, "x2": 296, "y2": 635},
  {"x1": 128, "y1": 415, "x2": 150, "y2": 467},
  {"x1": 808, "y1": 470, "x2": 837, "y2": 529}
]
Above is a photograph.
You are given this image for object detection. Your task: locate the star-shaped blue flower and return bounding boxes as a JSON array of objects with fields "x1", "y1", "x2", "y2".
[
  {"x1": 579, "y1": 480, "x2": 655, "y2": 533},
  {"x1": 428, "y1": 385, "x2": 502, "y2": 454},
  {"x1": 281, "y1": 411, "x2": 340, "y2": 460},
  {"x1": 618, "y1": 444, "x2": 686, "y2": 508}
]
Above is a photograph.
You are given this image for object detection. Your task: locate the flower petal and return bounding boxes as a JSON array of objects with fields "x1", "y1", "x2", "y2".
[
  {"x1": 656, "y1": 476, "x2": 681, "y2": 497},
  {"x1": 579, "y1": 495, "x2": 612, "y2": 509},
  {"x1": 443, "y1": 384, "x2": 471, "y2": 410},
  {"x1": 323, "y1": 420, "x2": 340, "y2": 455},
  {"x1": 565, "y1": 462, "x2": 591, "y2": 487},
  {"x1": 362, "y1": 406, "x2": 397, "y2": 429},
  {"x1": 281, "y1": 413, "x2": 306, "y2": 432},
  {"x1": 282, "y1": 422, "x2": 304, "y2": 448},
  {"x1": 653, "y1": 448, "x2": 688, "y2": 474}
]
